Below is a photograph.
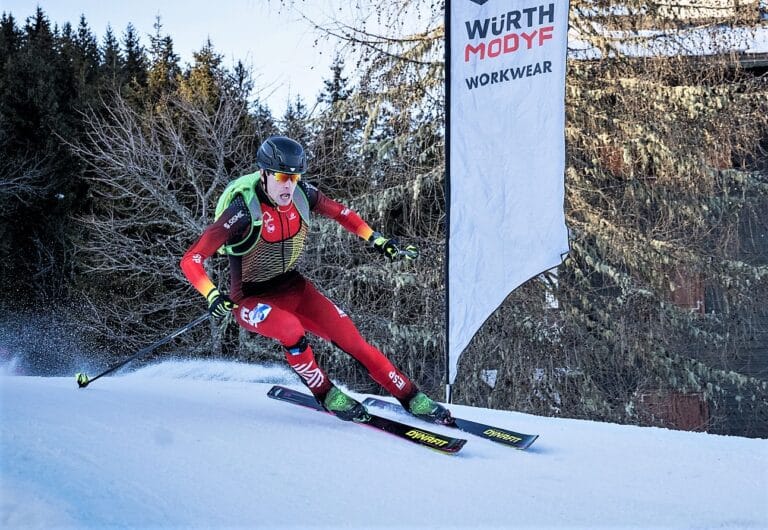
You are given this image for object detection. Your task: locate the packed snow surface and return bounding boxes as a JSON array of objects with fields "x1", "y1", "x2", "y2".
[{"x1": 1, "y1": 359, "x2": 767, "y2": 529}]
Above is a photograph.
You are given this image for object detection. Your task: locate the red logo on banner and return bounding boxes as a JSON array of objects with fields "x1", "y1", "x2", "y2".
[{"x1": 463, "y1": 3, "x2": 556, "y2": 62}]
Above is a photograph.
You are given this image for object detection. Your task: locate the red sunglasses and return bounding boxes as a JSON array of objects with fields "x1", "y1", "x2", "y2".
[{"x1": 272, "y1": 172, "x2": 301, "y2": 184}]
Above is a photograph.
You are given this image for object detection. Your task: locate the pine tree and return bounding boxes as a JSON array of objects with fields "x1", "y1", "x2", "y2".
[
  {"x1": 100, "y1": 25, "x2": 125, "y2": 88},
  {"x1": 0, "y1": 12, "x2": 22, "y2": 60},
  {"x1": 0, "y1": 13, "x2": 23, "y2": 131},
  {"x1": 73, "y1": 16, "x2": 99, "y2": 97},
  {"x1": 281, "y1": 95, "x2": 310, "y2": 148},
  {"x1": 17, "y1": 7, "x2": 60, "y2": 150},
  {"x1": 122, "y1": 23, "x2": 147, "y2": 91},
  {"x1": 251, "y1": 100, "x2": 277, "y2": 141},
  {"x1": 318, "y1": 54, "x2": 350, "y2": 105},
  {"x1": 177, "y1": 39, "x2": 224, "y2": 108},
  {"x1": 147, "y1": 16, "x2": 180, "y2": 101},
  {"x1": 232, "y1": 60, "x2": 253, "y2": 100},
  {"x1": 56, "y1": 22, "x2": 82, "y2": 143},
  {"x1": 309, "y1": 55, "x2": 364, "y2": 197}
]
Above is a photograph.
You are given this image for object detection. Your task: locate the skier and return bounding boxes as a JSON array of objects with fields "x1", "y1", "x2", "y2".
[{"x1": 180, "y1": 136, "x2": 452, "y2": 424}]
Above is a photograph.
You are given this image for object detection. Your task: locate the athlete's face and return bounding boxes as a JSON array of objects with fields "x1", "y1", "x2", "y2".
[{"x1": 265, "y1": 171, "x2": 300, "y2": 206}]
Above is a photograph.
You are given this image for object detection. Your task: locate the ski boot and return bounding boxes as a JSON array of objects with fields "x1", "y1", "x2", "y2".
[
  {"x1": 402, "y1": 391, "x2": 453, "y2": 425},
  {"x1": 323, "y1": 386, "x2": 371, "y2": 423}
]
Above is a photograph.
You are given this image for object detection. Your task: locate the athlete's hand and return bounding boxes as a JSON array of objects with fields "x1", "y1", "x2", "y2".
[
  {"x1": 206, "y1": 288, "x2": 236, "y2": 319},
  {"x1": 370, "y1": 232, "x2": 419, "y2": 261}
]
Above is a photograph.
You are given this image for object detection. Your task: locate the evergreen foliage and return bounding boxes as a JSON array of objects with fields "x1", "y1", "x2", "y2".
[
  {"x1": 100, "y1": 26, "x2": 125, "y2": 89},
  {"x1": 0, "y1": 8, "x2": 99, "y2": 298}
]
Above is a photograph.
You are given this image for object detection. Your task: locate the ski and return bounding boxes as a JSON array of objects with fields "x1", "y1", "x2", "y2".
[
  {"x1": 267, "y1": 385, "x2": 466, "y2": 455},
  {"x1": 362, "y1": 396, "x2": 539, "y2": 450}
]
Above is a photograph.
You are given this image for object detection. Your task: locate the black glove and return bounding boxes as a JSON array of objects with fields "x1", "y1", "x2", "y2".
[
  {"x1": 206, "y1": 288, "x2": 236, "y2": 319},
  {"x1": 369, "y1": 231, "x2": 419, "y2": 261}
]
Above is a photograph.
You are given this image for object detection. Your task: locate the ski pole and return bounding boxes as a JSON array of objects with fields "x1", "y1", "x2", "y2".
[{"x1": 75, "y1": 312, "x2": 210, "y2": 388}]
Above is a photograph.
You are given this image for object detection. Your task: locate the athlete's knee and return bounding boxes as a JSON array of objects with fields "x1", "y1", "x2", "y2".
[{"x1": 284, "y1": 335, "x2": 310, "y2": 357}]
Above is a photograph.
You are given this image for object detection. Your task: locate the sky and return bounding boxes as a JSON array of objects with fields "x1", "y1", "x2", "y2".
[
  {"x1": 1, "y1": 358, "x2": 767, "y2": 529},
  {"x1": 1, "y1": 0, "x2": 350, "y2": 113}
]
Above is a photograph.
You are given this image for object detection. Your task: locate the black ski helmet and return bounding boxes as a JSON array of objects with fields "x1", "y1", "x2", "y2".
[{"x1": 256, "y1": 136, "x2": 307, "y2": 174}]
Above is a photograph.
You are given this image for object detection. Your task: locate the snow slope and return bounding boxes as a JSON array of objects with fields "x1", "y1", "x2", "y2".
[{"x1": 1, "y1": 360, "x2": 767, "y2": 529}]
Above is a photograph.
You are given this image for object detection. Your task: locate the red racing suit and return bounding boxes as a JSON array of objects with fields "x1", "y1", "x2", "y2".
[{"x1": 180, "y1": 179, "x2": 416, "y2": 401}]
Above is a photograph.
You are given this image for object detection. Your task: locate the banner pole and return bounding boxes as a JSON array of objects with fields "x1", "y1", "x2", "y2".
[{"x1": 444, "y1": 0, "x2": 452, "y2": 404}]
